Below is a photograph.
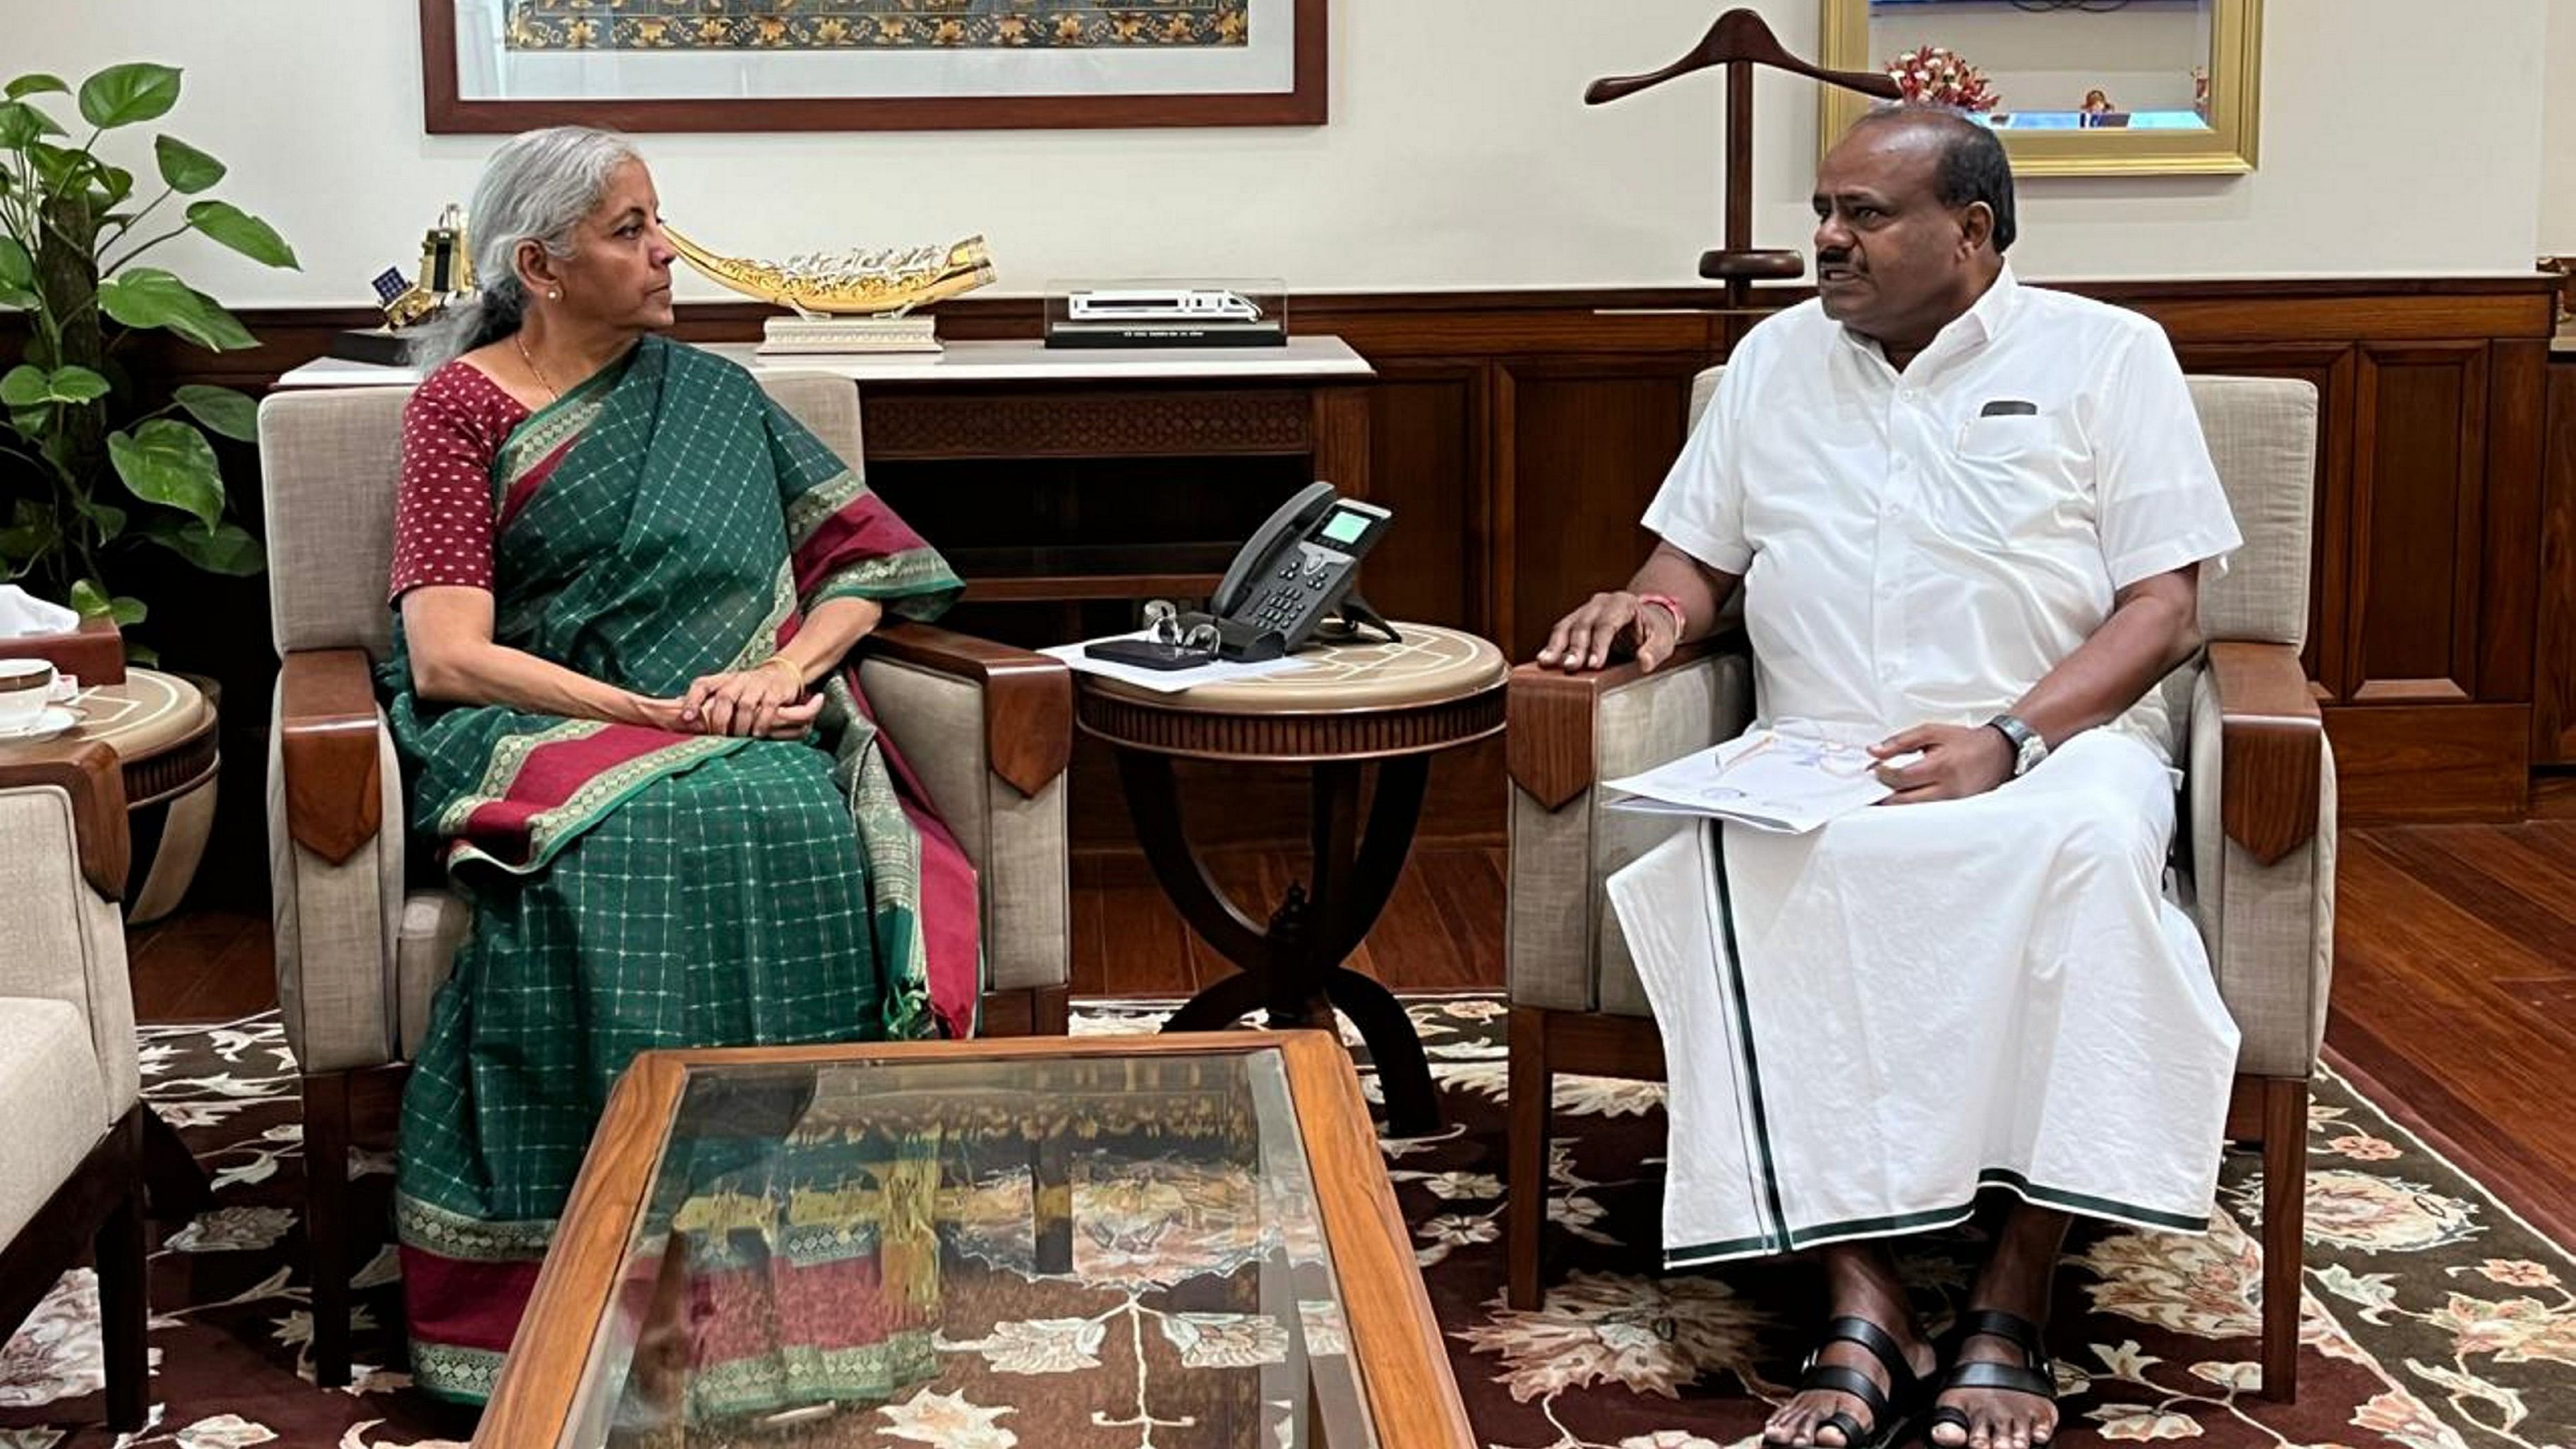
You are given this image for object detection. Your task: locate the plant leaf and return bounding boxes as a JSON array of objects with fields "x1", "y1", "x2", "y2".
[
  {"x1": 0, "y1": 365, "x2": 47, "y2": 409},
  {"x1": 97, "y1": 267, "x2": 258, "y2": 351},
  {"x1": 68, "y1": 578, "x2": 110, "y2": 617},
  {"x1": 0, "y1": 236, "x2": 32, "y2": 309},
  {"x1": 78, "y1": 63, "x2": 182, "y2": 129},
  {"x1": 185, "y1": 200, "x2": 297, "y2": 269},
  {"x1": 126, "y1": 642, "x2": 159, "y2": 666},
  {"x1": 38, "y1": 365, "x2": 110, "y2": 405},
  {"x1": 0, "y1": 101, "x2": 42, "y2": 148},
  {"x1": 145, "y1": 519, "x2": 263, "y2": 576},
  {"x1": 0, "y1": 500, "x2": 56, "y2": 563},
  {"x1": 87, "y1": 502, "x2": 128, "y2": 543},
  {"x1": 108, "y1": 419, "x2": 224, "y2": 527},
  {"x1": 104, "y1": 594, "x2": 148, "y2": 626},
  {"x1": 152, "y1": 134, "x2": 225, "y2": 193},
  {"x1": 93, "y1": 163, "x2": 133, "y2": 206},
  {"x1": 28, "y1": 141, "x2": 87, "y2": 191},
  {"x1": 173, "y1": 384, "x2": 256, "y2": 441},
  {"x1": 6, "y1": 74, "x2": 71, "y2": 100}
]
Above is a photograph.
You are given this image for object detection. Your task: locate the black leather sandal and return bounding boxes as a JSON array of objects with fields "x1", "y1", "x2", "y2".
[
  {"x1": 1778, "y1": 1314, "x2": 1930, "y2": 1449},
  {"x1": 1927, "y1": 1309, "x2": 2059, "y2": 1445}
]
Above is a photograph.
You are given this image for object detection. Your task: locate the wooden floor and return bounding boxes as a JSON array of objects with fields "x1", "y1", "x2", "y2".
[{"x1": 131, "y1": 785, "x2": 2576, "y2": 1240}]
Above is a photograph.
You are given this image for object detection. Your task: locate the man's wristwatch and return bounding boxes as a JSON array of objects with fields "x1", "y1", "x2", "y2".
[{"x1": 1985, "y1": 714, "x2": 2048, "y2": 778}]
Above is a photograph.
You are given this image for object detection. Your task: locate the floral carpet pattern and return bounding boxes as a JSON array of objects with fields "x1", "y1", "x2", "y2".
[{"x1": 1, "y1": 999, "x2": 2570, "y2": 1447}]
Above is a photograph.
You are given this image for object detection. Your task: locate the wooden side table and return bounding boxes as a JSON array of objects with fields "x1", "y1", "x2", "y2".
[
  {"x1": 1076, "y1": 623, "x2": 1506, "y2": 1136},
  {"x1": 65, "y1": 668, "x2": 219, "y2": 924}
]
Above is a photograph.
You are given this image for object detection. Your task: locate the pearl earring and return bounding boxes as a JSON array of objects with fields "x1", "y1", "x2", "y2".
[{"x1": 546, "y1": 289, "x2": 561, "y2": 301}]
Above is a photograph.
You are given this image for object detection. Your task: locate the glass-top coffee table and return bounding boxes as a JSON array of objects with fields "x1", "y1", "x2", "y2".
[{"x1": 477, "y1": 1030, "x2": 1471, "y2": 1448}]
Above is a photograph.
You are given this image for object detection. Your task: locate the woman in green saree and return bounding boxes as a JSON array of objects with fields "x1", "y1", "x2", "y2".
[{"x1": 382, "y1": 126, "x2": 977, "y2": 1403}]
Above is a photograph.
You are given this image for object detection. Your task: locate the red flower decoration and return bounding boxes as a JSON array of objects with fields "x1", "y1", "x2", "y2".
[{"x1": 1884, "y1": 44, "x2": 2000, "y2": 114}]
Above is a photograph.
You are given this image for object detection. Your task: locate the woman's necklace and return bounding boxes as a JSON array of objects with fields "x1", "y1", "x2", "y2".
[{"x1": 512, "y1": 332, "x2": 559, "y2": 403}]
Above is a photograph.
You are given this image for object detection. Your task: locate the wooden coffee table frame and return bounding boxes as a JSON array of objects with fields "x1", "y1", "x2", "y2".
[{"x1": 476, "y1": 1029, "x2": 1473, "y2": 1449}]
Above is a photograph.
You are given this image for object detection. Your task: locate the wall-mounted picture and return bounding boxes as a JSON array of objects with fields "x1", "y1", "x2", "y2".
[
  {"x1": 1818, "y1": 0, "x2": 2262, "y2": 176},
  {"x1": 420, "y1": 0, "x2": 1327, "y2": 133}
]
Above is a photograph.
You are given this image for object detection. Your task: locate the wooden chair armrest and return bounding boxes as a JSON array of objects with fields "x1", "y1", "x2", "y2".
[
  {"x1": 1506, "y1": 634, "x2": 1736, "y2": 811},
  {"x1": 2208, "y1": 640, "x2": 2324, "y2": 867},
  {"x1": 857, "y1": 621, "x2": 1071, "y2": 798},
  {"x1": 279, "y1": 649, "x2": 383, "y2": 866},
  {"x1": 0, "y1": 738, "x2": 128, "y2": 899}
]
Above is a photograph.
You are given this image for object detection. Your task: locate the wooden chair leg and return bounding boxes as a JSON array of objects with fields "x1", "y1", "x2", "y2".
[
  {"x1": 94, "y1": 1108, "x2": 149, "y2": 1432},
  {"x1": 1506, "y1": 1006, "x2": 1551, "y2": 1311},
  {"x1": 304, "y1": 1071, "x2": 353, "y2": 1390},
  {"x1": 1033, "y1": 984, "x2": 1071, "y2": 1035},
  {"x1": 140, "y1": 1106, "x2": 215, "y2": 1223},
  {"x1": 2259, "y1": 1076, "x2": 2307, "y2": 1402}
]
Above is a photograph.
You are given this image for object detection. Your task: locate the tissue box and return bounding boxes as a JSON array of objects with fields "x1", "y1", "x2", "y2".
[{"x1": 0, "y1": 616, "x2": 126, "y2": 687}]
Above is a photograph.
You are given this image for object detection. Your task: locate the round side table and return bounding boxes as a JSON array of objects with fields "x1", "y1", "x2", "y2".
[
  {"x1": 66, "y1": 668, "x2": 219, "y2": 924},
  {"x1": 1076, "y1": 622, "x2": 1507, "y2": 1136}
]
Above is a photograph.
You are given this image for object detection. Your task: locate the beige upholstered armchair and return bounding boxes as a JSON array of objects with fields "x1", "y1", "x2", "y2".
[
  {"x1": 0, "y1": 740, "x2": 148, "y2": 1431},
  {"x1": 258, "y1": 373, "x2": 1073, "y2": 1386},
  {"x1": 1503, "y1": 373, "x2": 2334, "y2": 1401}
]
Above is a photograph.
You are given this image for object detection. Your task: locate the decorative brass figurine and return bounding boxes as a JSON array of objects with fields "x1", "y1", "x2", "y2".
[{"x1": 375, "y1": 205, "x2": 475, "y2": 330}]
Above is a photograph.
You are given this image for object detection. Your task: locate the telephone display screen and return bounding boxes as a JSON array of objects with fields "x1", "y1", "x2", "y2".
[{"x1": 1319, "y1": 510, "x2": 1371, "y2": 546}]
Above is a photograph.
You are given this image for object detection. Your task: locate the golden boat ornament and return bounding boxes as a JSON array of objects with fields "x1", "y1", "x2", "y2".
[{"x1": 663, "y1": 226, "x2": 995, "y2": 318}]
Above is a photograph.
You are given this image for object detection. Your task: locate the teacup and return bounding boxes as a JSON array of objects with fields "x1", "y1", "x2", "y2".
[{"x1": 0, "y1": 658, "x2": 55, "y2": 730}]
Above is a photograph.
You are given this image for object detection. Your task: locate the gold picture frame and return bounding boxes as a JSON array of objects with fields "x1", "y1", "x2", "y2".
[{"x1": 1817, "y1": 0, "x2": 2262, "y2": 177}]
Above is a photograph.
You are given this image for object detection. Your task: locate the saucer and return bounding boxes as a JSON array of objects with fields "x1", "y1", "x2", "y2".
[{"x1": 0, "y1": 705, "x2": 83, "y2": 743}]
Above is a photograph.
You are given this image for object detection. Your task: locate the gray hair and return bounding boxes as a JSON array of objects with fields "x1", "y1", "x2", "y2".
[{"x1": 407, "y1": 126, "x2": 642, "y2": 369}]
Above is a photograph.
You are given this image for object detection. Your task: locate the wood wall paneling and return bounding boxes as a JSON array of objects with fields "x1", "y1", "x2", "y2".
[
  {"x1": 2539, "y1": 363, "x2": 2576, "y2": 765},
  {"x1": 2349, "y1": 342, "x2": 2488, "y2": 704},
  {"x1": 1500, "y1": 361, "x2": 1698, "y2": 661},
  {"x1": 2327, "y1": 704, "x2": 2532, "y2": 823},
  {"x1": 2478, "y1": 342, "x2": 2546, "y2": 709},
  {"x1": 2173, "y1": 342, "x2": 2354, "y2": 697}
]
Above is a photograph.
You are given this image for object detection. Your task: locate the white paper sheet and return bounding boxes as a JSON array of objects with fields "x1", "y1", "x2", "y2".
[{"x1": 1604, "y1": 727, "x2": 1919, "y2": 834}]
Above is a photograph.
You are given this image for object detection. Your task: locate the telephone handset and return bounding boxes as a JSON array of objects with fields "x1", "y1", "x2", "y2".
[
  {"x1": 1081, "y1": 481, "x2": 1397, "y2": 671},
  {"x1": 1193, "y1": 481, "x2": 1395, "y2": 659}
]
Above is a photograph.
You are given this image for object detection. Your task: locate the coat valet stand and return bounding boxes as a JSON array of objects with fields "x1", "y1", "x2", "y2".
[{"x1": 1586, "y1": 8, "x2": 1903, "y2": 313}]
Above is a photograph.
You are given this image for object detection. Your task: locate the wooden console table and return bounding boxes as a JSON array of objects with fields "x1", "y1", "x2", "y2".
[{"x1": 275, "y1": 337, "x2": 1376, "y2": 608}]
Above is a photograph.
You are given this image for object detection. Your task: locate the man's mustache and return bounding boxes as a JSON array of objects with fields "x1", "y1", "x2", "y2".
[{"x1": 1819, "y1": 250, "x2": 1860, "y2": 271}]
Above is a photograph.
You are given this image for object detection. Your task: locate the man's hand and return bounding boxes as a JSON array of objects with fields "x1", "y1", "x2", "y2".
[
  {"x1": 1536, "y1": 591, "x2": 1683, "y2": 673},
  {"x1": 680, "y1": 666, "x2": 820, "y2": 739},
  {"x1": 1870, "y1": 723, "x2": 2016, "y2": 805}
]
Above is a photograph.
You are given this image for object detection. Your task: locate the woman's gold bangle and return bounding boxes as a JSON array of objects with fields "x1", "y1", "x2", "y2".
[{"x1": 759, "y1": 656, "x2": 805, "y2": 685}]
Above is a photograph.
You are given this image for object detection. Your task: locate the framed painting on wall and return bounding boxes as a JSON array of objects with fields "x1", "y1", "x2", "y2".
[
  {"x1": 1818, "y1": 0, "x2": 2261, "y2": 176},
  {"x1": 420, "y1": 0, "x2": 1327, "y2": 133}
]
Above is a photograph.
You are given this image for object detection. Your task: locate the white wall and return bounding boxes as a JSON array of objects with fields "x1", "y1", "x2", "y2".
[
  {"x1": 5, "y1": 0, "x2": 2549, "y2": 309},
  {"x1": 2543, "y1": 0, "x2": 2576, "y2": 256}
]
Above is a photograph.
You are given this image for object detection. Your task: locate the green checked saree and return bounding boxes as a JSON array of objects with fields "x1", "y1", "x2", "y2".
[{"x1": 379, "y1": 336, "x2": 975, "y2": 1403}]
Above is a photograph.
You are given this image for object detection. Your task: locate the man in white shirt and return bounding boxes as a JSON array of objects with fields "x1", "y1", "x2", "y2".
[{"x1": 1536, "y1": 108, "x2": 2242, "y2": 1449}]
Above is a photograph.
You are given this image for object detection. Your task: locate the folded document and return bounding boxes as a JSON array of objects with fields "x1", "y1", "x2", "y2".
[{"x1": 1604, "y1": 727, "x2": 1912, "y2": 833}]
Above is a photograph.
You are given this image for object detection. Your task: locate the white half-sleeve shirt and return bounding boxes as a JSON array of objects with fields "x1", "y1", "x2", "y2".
[{"x1": 1642, "y1": 264, "x2": 2241, "y2": 762}]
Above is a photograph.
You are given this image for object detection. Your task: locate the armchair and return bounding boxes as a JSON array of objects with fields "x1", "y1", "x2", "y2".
[
  {"x1": 0, "y1": 739, "x2": 148, "y2": 1431},
  {"x1": 258, "y1": 373, "x2": 1073, "y2": 1387},
  {"x1": 1503, "y1": 372, "x2": 2333, "y2": 1400}
]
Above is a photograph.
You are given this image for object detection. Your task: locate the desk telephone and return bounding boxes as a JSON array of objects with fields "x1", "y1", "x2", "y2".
[{"x1": 1086, "y1": 482, "x2": 1397, "y2": 669}]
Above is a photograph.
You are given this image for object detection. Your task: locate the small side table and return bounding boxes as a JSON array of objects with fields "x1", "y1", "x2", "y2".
[
  {"x1": 1076, "y1": 623, "x2": 1506, "y2": 1136},
  {"x1": 67, "y1": 668, "x2": 219, "y2": 924}
]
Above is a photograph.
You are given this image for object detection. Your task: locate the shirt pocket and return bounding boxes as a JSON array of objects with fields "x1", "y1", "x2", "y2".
[{"x1": 1937, "y1": 413, "x2": 2089, "y2": 548}]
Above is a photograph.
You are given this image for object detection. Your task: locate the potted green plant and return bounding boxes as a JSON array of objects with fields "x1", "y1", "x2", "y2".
[{"x1": 0, "y1": 61, "x2": 296, "y2": 659}]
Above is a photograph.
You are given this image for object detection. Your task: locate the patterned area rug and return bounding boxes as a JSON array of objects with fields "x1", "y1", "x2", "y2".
[{"x1": 2, "y1": 999, "x2": 2569, "y2": 1448}]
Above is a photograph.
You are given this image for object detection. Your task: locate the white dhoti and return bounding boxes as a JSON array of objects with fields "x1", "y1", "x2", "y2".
[{"x1": 1610, "y1": 729, "x2": 2239, "y2": 1267}]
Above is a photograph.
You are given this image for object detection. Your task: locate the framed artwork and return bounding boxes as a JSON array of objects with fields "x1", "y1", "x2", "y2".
[
  {"x1": 420, "y1": 0, "x2": 1327, "y2": 133},
  {"x1": 1818, "y1": 0, "x2": 2261, "y2": 176}
]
